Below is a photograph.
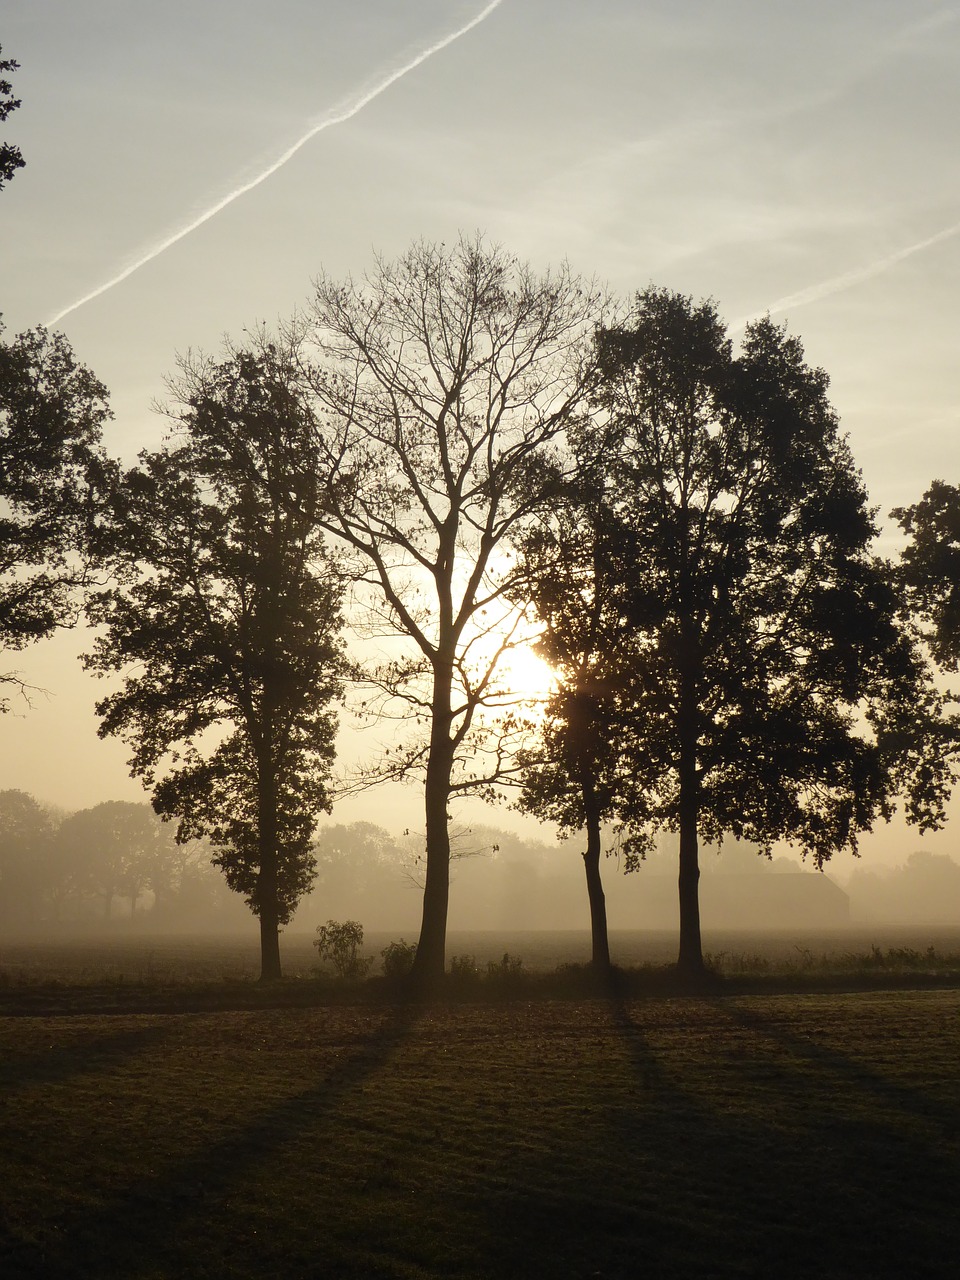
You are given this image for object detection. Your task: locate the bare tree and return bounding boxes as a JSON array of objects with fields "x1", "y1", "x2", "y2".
[{"x1": 294, "y1": 236, "x2": 603, "y2": 984}]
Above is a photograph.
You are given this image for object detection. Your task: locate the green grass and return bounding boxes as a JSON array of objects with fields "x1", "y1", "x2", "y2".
[{"x1": 2, "y1": 986, "x2": 960, "y2": 1278}]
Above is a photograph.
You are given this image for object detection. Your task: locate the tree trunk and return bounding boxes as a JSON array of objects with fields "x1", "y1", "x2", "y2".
[
  {"x1": 259, "y1": 909, "x2": 282, "y2": 982},
  {"x1": 257, "y1": 759, "x2": 283, "y2": 982},
  {"x1": 410, "y1": 659, "x2": 455, "y2": 990},
  {"x1": 581, "y1": 784, "x2": 611, "y2": 973},
  {"x1": 676, "y1": 700, "x2": 703, "y2": 977}
]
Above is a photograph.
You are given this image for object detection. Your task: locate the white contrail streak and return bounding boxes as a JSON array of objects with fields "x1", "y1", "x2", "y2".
[
  {"x1": 47, "y1": 0, "x2": 505, "y2": 326},
  {"x1": 730, "y1": 218, "x2": 960, "y2": 332}
]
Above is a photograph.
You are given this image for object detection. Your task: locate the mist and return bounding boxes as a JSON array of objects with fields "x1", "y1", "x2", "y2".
[{"x1": 4, "y1": 797, "x2": 957, "y2": 949}]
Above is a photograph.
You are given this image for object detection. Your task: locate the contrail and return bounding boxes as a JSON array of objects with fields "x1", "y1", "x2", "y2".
[
  {"x1": 729, "y1": 217, "x2": 960, "y2": 332},
  {"x1": 47, "y1": 0, "x2": 505, "y2": 326}
]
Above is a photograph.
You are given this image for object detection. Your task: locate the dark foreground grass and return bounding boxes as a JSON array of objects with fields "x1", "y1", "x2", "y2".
[{"x1": 2, "y1": 989, "x2": 959, "y2": 1279}]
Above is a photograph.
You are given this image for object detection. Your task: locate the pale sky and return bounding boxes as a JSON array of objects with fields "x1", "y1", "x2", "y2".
[{"x1": 1, "y1": 0, "x2": 959, "y2": 870}]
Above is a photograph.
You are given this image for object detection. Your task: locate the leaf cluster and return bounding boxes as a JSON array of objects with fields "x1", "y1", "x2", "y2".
[
  {"x1": 893, "y1": 480, "x2": 960, "y2": 671},
  {"x1": 0, "y1": 44, "x2": 24, "y2": 190},
  {"x1": 0, "y1": 326, "x2": 113, "y2": 703}
]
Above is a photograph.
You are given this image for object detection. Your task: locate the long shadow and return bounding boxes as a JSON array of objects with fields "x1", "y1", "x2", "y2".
[
  {"x1": 2, "y1": 1001, "x2": 422, "y2": 1280},
  {"x1": 0, "y1": 1026, "x2": 171, "y2": 1093},
  {"x1": 719, "y1": 997, "x2": 960, "y2": 1132},
  {"x1": 608, "y1": 997, "x2": 960, "y2": 1279},
  {"x1": 469, "y1": 997, "x2": 960, "y2": 1280}
]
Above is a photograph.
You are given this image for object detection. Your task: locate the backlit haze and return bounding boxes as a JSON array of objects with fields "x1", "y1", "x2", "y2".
[{"x1": 2, "y1": 0, "x2": 958, "y2": 874}]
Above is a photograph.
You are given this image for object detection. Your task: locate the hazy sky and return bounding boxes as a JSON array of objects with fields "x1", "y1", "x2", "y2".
[{"x1": 1, "y1": 1, "x2": 958, "y2": 868}]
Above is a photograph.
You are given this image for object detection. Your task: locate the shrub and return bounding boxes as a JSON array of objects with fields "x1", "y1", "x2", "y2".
[
  {"x1": 487, "y1": 951, "x2": 524, "y2": 981},
  {"x1": 381, "y1": 938, "x2": 416, "y2": 979},
  {"x1": 449, "y1": 954, "x2": 480, "y2": 983},
  {"x1": 313, "y1": 920, "x2": 372, "y2": 980}
]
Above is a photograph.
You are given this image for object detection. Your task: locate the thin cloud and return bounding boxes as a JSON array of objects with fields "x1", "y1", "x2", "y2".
[
  {"x1": 46, "y1": 0, "x2": 505, "y2": 326},
  {"x1": 729, "y1": 217, "x2": 960, "y2": 332}
]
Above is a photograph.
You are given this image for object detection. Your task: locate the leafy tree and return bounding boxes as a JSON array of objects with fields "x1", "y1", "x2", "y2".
[
  {"x1": 295, "y1": 236, "x2": 602, "y2": 985},
  {"x1": 565, "y1": 287, "x2": 955, "y2": 977},
  {"x1": 893, "y1": 481, "x2": 960, "y2": 670},
  {"x1": 515, "y1": 486, "x2": 635, "y2": 971},
  {"x1": 1, "y1": 45, "x2": 24, "y2": 190},
  {"x1": 1, "y1": 326, "x2": 112, "y2": 711},
  {"x1": 85, "y1": 346, "x2": 345, "y2": 979}
]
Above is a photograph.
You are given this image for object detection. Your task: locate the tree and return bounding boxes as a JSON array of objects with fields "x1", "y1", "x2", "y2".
[
  {"x1": 56, "y1": 801, "x2": 179, "y2": 919},
  {"x1": 295, "y1": 236, "x2": 602, "y2": 985},
  {"x1": 85, "y1": 345, "x2": 345, "y2": 979},
  {"x1": 572, "y1": 287, "x2": 955, "y2": 977},
  {"x1": 0, "y1": 789, "x2": 58, "y2": 923},
  {"x1": 1, "y1": 45, "x2": 24, "y2": 190},
  {"x1": 893, "y1": 481, "x2": 960, "y2": 670},
  {"x1": 514, "y1": 484, "x2": 635, "y2": 972},
  {"x1": 1, "y1": 326, "x2": 112, "y2": 711}
]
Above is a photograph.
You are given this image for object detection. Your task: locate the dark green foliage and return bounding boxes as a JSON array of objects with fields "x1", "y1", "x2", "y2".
[
  {"x1": 515, "y1": 484, "x2": 642, "y2": 970},
  {"x1": 0, "y1": 45, "x2": 24, "y2": 190},
  {"x1": 0, "y1": 327, "x2": 112, "y2": 707},
  {"x1": 85, "y1": 344, "x2": 345, "y2": 978},
  {"x1": 893, "y1": 480, "x2": 960, "y2": 670}
]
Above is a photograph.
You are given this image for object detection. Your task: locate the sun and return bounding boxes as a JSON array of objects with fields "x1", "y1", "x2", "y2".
[{"x1": 498, "y1": 642, "x2": 558, "y2": 704}]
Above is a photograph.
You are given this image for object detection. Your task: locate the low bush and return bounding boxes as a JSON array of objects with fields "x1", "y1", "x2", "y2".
[
  {"x1": 381, "y1": 938, "x2": 416, "y2": 979},
  {"x1": 313, "y1": 920, "x2": 372, "y2": 980}
]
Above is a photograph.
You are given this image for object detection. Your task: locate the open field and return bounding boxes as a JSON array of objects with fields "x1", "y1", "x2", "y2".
[
  {"x1": 3, "y1": 925, "x2": 960, "y2": 987},
  {"x1": 2, "y1": 984, "x2": 959, "y2": 1279}
]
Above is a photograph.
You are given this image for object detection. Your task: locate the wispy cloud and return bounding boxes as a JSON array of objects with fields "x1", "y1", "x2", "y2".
[
  {"x1": 729, "y1": 217, "x2": 960, "y2": 331},
  {"x1": 46, "y1": 0, "x2": 505, "y2": 326}
]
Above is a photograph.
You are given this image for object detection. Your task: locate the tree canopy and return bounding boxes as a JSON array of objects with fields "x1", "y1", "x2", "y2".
[
  {"x1": 893, "y1": 480, "x2": 960, "y2": 671},
  {"x1": 293, "y1": 235, "x2": 603, "y2": 984},
  {"x1": 0, "y1": 326, "x2": 112, "y2": 710},
  {"x1": 85, "y1": 345, "x2": 345, "y2": 979},
  {"x1": 524, "y1": 288, "x2": 955, "y2": 976},
  {"x1": 0, "y1": 44, "x2": 24, "y2": 190},
  {"x1": 515, "y1": 483, "x2": 638, "y2": 970}
]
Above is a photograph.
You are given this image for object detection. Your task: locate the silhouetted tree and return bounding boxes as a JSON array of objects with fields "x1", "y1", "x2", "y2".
[
  {"x1": 1, "y1": 327, "x2": 112, "y2": 711},
  {"x1": 514, "y1": 484, "x2": 635, "y2": 972},
  {"x1": 893, "y1": 481, "x2": 960, "y2": 670},
  {"x1": 85, "y1": 346, "x2": 345, "y2": 979},
  {"x1": 295, "y1": 236, "x2": 602, "y2": 985},
  {"x1": 0, "y1": 45, "x2": 24, "y2": 190},
  {"x1": 572, "y1": 288, "x2": 955, "y2": 978}
]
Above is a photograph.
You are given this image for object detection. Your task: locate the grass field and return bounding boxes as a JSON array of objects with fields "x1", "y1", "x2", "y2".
[{"x1": 2, "y1": 971, "x2": 959, "y2": 1278}]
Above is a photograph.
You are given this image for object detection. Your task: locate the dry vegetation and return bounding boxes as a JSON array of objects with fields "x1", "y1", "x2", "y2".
[{"x1": 2, "y1": 976, "x2": 959, "y2": 1277}]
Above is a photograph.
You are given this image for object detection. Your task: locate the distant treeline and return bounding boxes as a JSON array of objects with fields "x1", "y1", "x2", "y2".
[
  {"x1": 0, "y1": 791, "x2": 245, "y2": 929},
  {"x1": 4, "y1": 792, "x2": 957, "y2": 934}
]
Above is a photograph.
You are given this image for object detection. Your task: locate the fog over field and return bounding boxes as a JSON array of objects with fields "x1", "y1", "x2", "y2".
[
  {"x1": 2, "y1": 0, "x2": 959, "y2": 871},
  {"x1": 3, "y1": 800, "x2": 958, "y2": 950}
]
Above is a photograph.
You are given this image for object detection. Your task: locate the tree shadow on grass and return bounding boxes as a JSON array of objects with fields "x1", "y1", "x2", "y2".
[
  {"x1": 0, "y1": 1026, "x2": 171, "y2": 1094},
  {"x1": 719, "y1": 998, "x2": 960, "y2": 1132},
  {"x1": 469, "y1": 998, "x2": 960, "y2": 1280},
  {"x1": 1, "y1": 1002, "x2": 422, "y2": 1280}
]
